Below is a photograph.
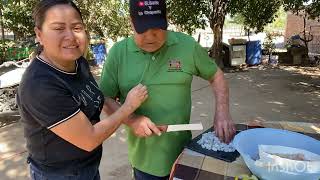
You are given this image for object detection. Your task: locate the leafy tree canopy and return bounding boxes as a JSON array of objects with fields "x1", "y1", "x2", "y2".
[
  {"x1": 0, "y1": 0, "x2": 131, "y2": 40},
  {"x1": 229, "y1": 0, "x2": 282, "y2": 32},
  {"x1": 283, "y1": 0, "x2": 320, "y2": 20},
  {"x1": 168, "y1": 0, "x2": 283, "y2": 34}
]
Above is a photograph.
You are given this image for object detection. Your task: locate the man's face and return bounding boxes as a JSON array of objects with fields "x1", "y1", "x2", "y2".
[{"x1": 133, "y1": 27, "x2": 166, "y2": 53}]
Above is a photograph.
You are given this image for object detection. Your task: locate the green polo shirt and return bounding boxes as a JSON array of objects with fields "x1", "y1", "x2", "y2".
[{"x1": 100, "y1": 31, "x2": 218, "y2": 176}]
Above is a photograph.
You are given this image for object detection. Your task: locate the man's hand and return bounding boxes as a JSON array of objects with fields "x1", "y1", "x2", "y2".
[
  {"x1": 213, "y1": 112, "x2": 236, "y2": 144},
  {"x1": 209, "y1": 69, "x2": 236, "y2": 144},
  {"x1": 127, "y1": 115, "x2": 162, "y2": 137}
]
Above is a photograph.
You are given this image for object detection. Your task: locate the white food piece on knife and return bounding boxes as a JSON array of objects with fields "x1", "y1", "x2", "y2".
[{"x1": 167, "y1": 123, "x2": 203, "y2": 132}]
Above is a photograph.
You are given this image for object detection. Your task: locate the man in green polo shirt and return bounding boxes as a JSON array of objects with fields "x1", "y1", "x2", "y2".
[{"x1": 100, "y1": 0, "x2": 236, "y2": 179}]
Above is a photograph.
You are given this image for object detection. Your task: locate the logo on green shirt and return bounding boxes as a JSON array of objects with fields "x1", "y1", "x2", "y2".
[{"x1": 168, "y1": 59, "x2": 182, "y2": 72}]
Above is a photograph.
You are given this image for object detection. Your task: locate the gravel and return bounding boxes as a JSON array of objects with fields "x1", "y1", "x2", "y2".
[{"x1": 0, "y1": 86, "x2": 18, "y2": 112}]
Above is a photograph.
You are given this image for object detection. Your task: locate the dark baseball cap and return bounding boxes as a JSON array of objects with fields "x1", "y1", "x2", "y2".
[{"x1": 129, "y1": 0, "x2": 168, "y2": 34}]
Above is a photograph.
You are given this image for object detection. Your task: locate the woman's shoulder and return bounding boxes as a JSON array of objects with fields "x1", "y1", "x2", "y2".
[
  {"x1": 20, "y1": 59, "x2": 65, "y2": 94},
  {"x1": 23, "y1": 59, "x2": 53, "y2": 79}
]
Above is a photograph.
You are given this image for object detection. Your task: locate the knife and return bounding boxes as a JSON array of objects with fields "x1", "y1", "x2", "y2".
[{"x1": 158, "y1": 123, "x2": 203, "y2": 132}]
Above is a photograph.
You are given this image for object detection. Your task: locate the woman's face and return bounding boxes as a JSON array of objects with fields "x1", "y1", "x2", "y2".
[{"x1": 35, "y1": 4, "x2": 87, "y2": 62}]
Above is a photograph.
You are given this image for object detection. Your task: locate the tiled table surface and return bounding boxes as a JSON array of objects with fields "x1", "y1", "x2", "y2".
[{"x1": 170, "y1": 121, "x2": 320, "y2": 180}]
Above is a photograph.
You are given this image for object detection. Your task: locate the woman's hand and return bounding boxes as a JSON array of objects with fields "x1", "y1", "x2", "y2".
[{"x1": 123, "y1": 84, "x2": 148, "y2": 113}]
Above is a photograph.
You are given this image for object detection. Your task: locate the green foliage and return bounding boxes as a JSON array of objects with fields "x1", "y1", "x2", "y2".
[
  {"x1": 307, "y1": 1, "x2": 320, "y2": 19},
  {"x1": 271, "y1": 7, "x2": 287, "y2": 29},
  {"x1": 75, "y1": 0, "x2": 131, "y2": 40},
  {"x1": 0, "y1": 0, "x2": 132, "y2": 62},
  {"x1": 2, "y1": 0, "x2": 37, "y2": 40},
  {"x1": 283, "y1": 0, "x2": 320, "y2": 20},
  {"x1": 0, "y1": 39, "x2": 16, "y2": 49},
  {"x1": 0, "y1": 39, "x2": 35, "y2": 62},
  {"x1": 168, "y1": 0, "x2": 282, "y2": 34},
  {"x1": 226, "y1": 6, "x2": 287, "y2": 34},
  {"x1": 0, "y1": 1, "x2": 38, "y2": 40},
  {"x1": 283, "y1": 0, "x2": 320, "y2": 56},
  {"x1": 229, "y1": 0, "x2": 282, "y2": 32},
  {"x1": 167, "y1": 0, "x2": 211, "y2": 35},
  {"x1": 263, "y1": 32, "x2": 276, "y2": 54},
  {"x1": 0, "y1": 0, "x2": 131, "y2": 41},
  {"x1": 283, "y1": 0, "x2": 307, "y2": 14},
  {"x1": 0, "y1": 39, "x2": 15, "y2": 62},
  {"x1": 225, "y1": 14, "x2": 245, "y2": 26},
  {"x1": 264, "y1": 6, "x2": 287, "y2": 32},
  {"x1": 167, "y1": 0, "x2": 283, "y2": 61}
]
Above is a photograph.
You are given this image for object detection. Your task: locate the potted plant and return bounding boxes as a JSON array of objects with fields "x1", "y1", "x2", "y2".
[{"x1": 263, "y1": 32, "x2": 276, "y2": 65}]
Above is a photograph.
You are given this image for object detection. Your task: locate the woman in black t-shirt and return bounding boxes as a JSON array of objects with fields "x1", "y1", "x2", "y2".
[{"x1": 17, "y1": 1, "x2": 148, "y2": 180}]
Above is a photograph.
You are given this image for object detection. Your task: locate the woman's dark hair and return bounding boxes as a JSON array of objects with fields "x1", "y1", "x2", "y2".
[
  {"x1": 33, "y1": 0, "x2": 83, "y2": 29},
  {"x1": 32, "y1": 0, "x2": 83, "y2": 55}
]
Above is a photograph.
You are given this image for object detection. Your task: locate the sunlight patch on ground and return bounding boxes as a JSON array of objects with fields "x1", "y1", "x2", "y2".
[
  {"x1": 311, "y1": 125, "x2": 320, "y2": 134},
  {"x1": 0, "y1": 143, "x2": 9, "y2": 153},
  {"x1": 267, "y1": 101, "x2": 285, "y2": 105},
  {"x1": 271, "y1": 108, "x2": 281, "y2": 113},
  {"x1": 279, "y1": 66, "x2": 320, "y2": 77},
  {"x1": 256, "y1": 83, "x2": 268, "y2": 88},
  {"x1": 297, "y1": 82, "x2": 320, "y2": 88}
]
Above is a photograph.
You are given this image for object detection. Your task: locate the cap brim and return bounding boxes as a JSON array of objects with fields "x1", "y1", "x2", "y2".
[{"x1": 132, "y1": 16, "x2": 168, "y2": 34}]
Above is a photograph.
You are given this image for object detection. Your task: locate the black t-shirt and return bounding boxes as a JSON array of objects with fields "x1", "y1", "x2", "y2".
[{"x1": 17, "y1": 56, "x2": 104, "y2": 173}]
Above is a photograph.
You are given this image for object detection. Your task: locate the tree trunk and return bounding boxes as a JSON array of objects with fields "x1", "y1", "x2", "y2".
[
  {"x1": 302, "y1": 16, "x2": 308, "y2": 65},
  {"x1": 197, "y1": 33, "x2": 201, "y2": 43},
  {"x1": 0, "y1": 8, "x2": 4, "y2": 43},
  {"x1": 300, "y1": 14, "x2": 313, "y2": 65},
  {"x1": 0, "y1": 8, "x2": 5, "y2": 64},
  {"x1": 211, "y1": 24, "x2": 224, "y2": 68},
  {"x1": 209, "y1": 0, "x2": 230, "y2": 69},
  {"x1": 302, "y1": 15, "x2": 308, "y2": 50}
]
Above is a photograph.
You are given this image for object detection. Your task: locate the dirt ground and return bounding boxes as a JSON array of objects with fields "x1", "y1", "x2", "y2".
[{"x1": 0, "y1": 64, "x2": 319, "y2": 180}]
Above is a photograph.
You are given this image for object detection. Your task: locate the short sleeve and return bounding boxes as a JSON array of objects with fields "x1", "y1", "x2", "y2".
[
  {"x1": 99, "y1": 45, "x2": 120, "y2": 98},
  {"x1": 193, "y1": 42, "x2": 218, "y2": 80},
  {"x1": 21, "y1": 79, "x2": 80, "y2": 129}
]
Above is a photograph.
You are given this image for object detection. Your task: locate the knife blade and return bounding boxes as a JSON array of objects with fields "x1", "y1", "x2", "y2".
[{"x1": 166, "y1": 123, "x2": 203, "y2": 132}]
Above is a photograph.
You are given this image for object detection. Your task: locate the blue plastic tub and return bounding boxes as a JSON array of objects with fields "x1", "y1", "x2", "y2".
[
  {"x1": 91, "y1": 43, "x2": 107, "y2": 65},
  {"x1": 232, "y1": 128, "x2": 320, "y2": 180},
  {"x1": 246, "y1": 41, "x2": 262, "y2": 65}
]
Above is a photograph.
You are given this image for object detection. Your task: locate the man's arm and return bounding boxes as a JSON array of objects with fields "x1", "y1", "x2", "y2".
[
  {"x1": 102, "y1": 97, "x2": 121, "y2": 115},
  {"x1": 209, "y1": 69, "x2": 236, "y2": 143},
  {"x1": 103, "y1": 97, "x2": 162, "y2": 137}
]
